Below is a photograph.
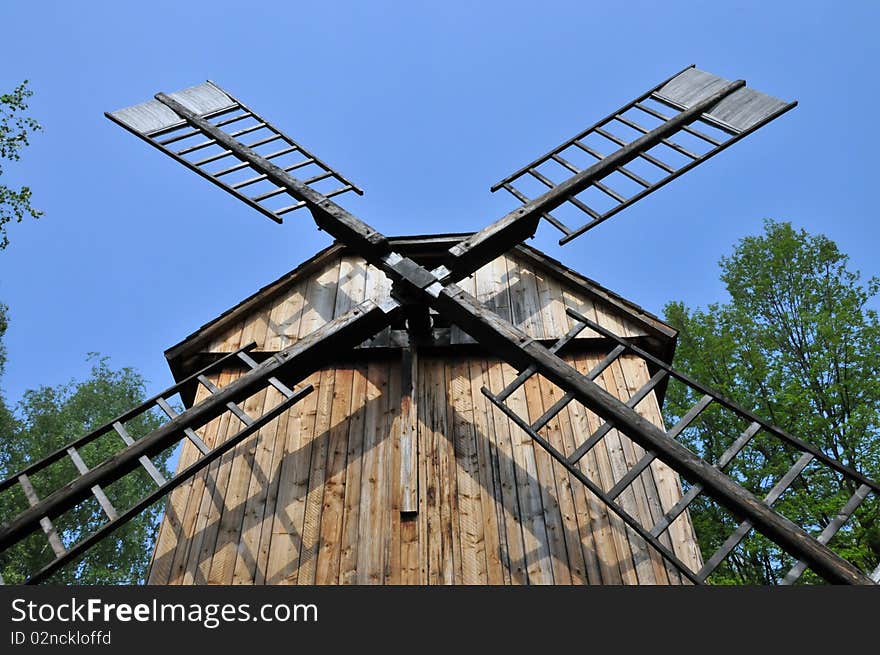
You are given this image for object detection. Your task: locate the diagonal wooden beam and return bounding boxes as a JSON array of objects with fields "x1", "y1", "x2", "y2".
[{"x1": 0, "y1": 299, "x2": 398, "y2": 553}]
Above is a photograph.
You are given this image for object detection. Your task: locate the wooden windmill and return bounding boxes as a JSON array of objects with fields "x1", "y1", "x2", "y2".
[{"x1": 2, "y1": 66, "x2": 878, "y2": 585}]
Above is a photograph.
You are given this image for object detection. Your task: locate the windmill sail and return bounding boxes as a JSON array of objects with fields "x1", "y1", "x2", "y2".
[
  {"x1": 480, "y1": 307, "x2": 880, "y2": 584},
  {"x1": 0, "y1": 301, "x2": 393, "y2": 583},
  {"x1": 107, "y1": 81, "x2": 363, "y2": 224},
  {"x1": 489, "y1": 65, "x2": 796, "y2": 245}
]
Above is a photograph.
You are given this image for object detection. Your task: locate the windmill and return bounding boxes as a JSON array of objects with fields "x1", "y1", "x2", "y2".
[{"x1": 1, "y1": 66, "x2": 878, "y2": 585}]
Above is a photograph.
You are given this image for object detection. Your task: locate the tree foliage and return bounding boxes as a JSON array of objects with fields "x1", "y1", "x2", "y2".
[
  {"x1": 663, "y1": 220, "x2": 880, "y2": 584},
  {"x1": 0, "y1": 307, "x2": 169, "y2": 584},
  {"x1": 0, "y1": 81, "x2": 42, "y2": 250}
]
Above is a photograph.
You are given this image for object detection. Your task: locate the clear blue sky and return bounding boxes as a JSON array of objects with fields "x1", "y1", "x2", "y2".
[{"x1": 1, "y1": 1, "x2": 877, "y2": 405}]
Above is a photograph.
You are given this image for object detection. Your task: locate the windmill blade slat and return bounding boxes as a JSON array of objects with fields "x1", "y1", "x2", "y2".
[
  {"x1": 696, "y1": 451, "x2": 815, "y2": 582},
  {"x1": 0, "y1": 299, "x2": 397, "y2": 583},
  {"x1": 483, "y1": 66, "x2": 796, "y2": 249},
  {"x1": 782, "y1": 484, "x2": 872, "y2": 585},
  {"x1": 649, "y1": 422, "x2": 761, "y2": 538}
]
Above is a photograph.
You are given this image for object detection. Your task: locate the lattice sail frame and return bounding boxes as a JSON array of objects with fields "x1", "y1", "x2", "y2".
[
  {"x1": 106, "y1": 81, "x2": 363, "y2": 223},
  {"x1": 0, "y1": 302, "x2": 394, "y2": 584},
  {"x1": 491, "y1": 65, "x2": 796, "y2": 244},
  {"x1": 2, "y1": 66, "x2": 877, "y2": 585},
  {"x1": 482, "y1": 308, "x2": 880, "y2": 585}
]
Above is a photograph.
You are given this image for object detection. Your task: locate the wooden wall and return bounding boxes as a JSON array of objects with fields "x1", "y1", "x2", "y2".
[
  {"x1": 200, "y1": 251, "x2": 649, "y2": 355},
  {"x1": 148, "y1": 248, "x2": 701, "y2": 584},
  {"x1": 148, "y1": 352, "x2": 702, "y2": 585}
]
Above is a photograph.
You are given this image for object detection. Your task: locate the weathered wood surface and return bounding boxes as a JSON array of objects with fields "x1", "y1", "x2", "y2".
[
  {"x1": 147, "y1": 353, "x2": 702, "y2": 584},
  {"x1": 205, "y1": 251, "x2": 648, "y2": 355}
]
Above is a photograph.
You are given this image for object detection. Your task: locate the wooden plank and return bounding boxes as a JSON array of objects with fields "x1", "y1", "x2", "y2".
[
  {"x1": 521, "y1": 370, "x2": 572, "y2": 583},
  {"x1": 298, "y1": 258, "x2": 343, "y2": 340},
  {"x1": 369, "y1": 359, "x2": 392, "y2": 584},
  {"x1": 186, "y1": 371, "x2": 244, "y2": 584},
  {"x1": 532, "y1": 267, "x2": 569, "y2": 344},
  {"x1": 466, "y1": 358, "x2": 508, "y2": 584},
  {"x1": 399, "y1": 347, "x2": 419, "y2": 514},
  {"x1": 264, "y1": 369, "x2": 321, "y2": 584},
  {"x1": 252, "y1": 394, "x2": 295, "y2": 584},
  {"x1": 543, "y1": 358, "x2": 604, "y2": 584},
  {"x1": 528, "y1": 276, "x2": 586, "y2": 583},
  {"x1": 145, "y1": 454, "x2": 190, "y2": 583},
  {"x1": 207, "y1": 385, "x2": 269, "y2": 584},
  {"x1": 230, "y1": 385, "x2": 287, "y2": 584},
  {"x1": 400, "y1": 515, "x2": 419, "y2": 584},
  {"x1": 560, "y1": 287, "x2": 602, "y2": 340},
  {"x1": 559, "y1": 360, "x2": 623, "y2": 584},
  {"x1": 433, "y1": 359, "x2": 462, "y2": 584},
  {"x1": 533, "y1": 371, "x2": 593, "y2": 584},
  {"x1": 162, "y1": 378, "x2": 226, "y2": 585},
  {"x1": 570, "y1": 353, "x2": 638, "y2": 584},
  {"x1": 506, "y1": 256, "x2": 544, "y2": 340},
  {"x1": 419, "y1": 357, "x2": 444, "y2": 583},
  {"x1": 619, "y1": 354, "x2": 702, "y2": 579},
  {"x1": 363, "y1": 264, "x2": 392, "y2": 347},
  {"x1": 296, "y1": 367, "x2": 337, "y2": 584},
  {"x1": 356, "y1": 360, "x2": 391, "y2": 583},
  {"x1": 306, "y1": 256, "x2": 369, "y2": 583},
  {"x1": 264, "y1": 278, "x2": 309, "y2": 350},
  {"x1": 148, "y1": 377, "x2": 223, "y2": 584},
  {"x1": 484, "y1": 358, "x2": 529, "y2": 584},
  {"x1": 607, "y1": 357, "x2": 672, "y2": 584},
  {"x1": 208, "y1": 318, "x2": 245, "y2": 353},
  {"x1": 595, "y1": 359, "x2": 658, "y2": 583},
  {"x1": 385, "y1": 358, "x2": 403, "y2": 584},
  {"x1": 225, "y1": 306, "x2": 276, "y2": 584},
  {"x1": 499, "y1": 360, "x2": 554, "y2": 584},
  {"x1": 447, "y1": 358, "x2": 487, "y2": 583},
  {"x1": 314, "y1": 366, "x2": 356, "y2": 584},
  {"x1": 338, "y1": 363, "x2": 369, "y2": 584},
  {"x1": 488, "y1": 255, "x2": 514, "y2": 325},
  {"x1": 513, "y1": 245, "x2": 666, "y2": 340}
]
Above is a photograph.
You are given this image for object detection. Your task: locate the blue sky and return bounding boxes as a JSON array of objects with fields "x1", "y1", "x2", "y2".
[{"x1": 0, "y1": 1, "x2": 877, "y2": 405}]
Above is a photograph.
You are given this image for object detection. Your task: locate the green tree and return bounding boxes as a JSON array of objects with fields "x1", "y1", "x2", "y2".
[
  {"x1": 663, "y1": 220, "x2": 880, "y2": 584},
  {"x1": 1, "y1": 81, "x2": 42, "y2": 250},
  {"x1": 0, "y1": 307, "x2": 169, "y2": 584}
]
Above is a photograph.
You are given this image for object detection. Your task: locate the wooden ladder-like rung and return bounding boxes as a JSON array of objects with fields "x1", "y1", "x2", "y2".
[
  {"x1": 697, "y1": 451, "x2": 815, "y2": 582},
  {"x1": 111, "y1": 422, "x2": 167, "y2": 487},
  {"x1": 568, "y1": 367, "x2": 667, "y2": 465},
  {"x1": 18, "y1": 474, "x2": 66, "y2": 558},
  {"x1": 782, "y1": 482, "x2": 873, "y2": 584},
  {"x1": 196, "y1": 375, "x2": 254, "y2": 426},
  {"x1": 235, "y1": 351, "x2": 296, "y2": 400},
  {"x1": 65, "y1": 447, "x2": 118, "y2": 521},
  {"x1": 650, "y1": 420, "x2": 762, "y2": 537},
  {"x1": 495, "y1": 321, "x2": 589, "y2": 402},
  {"x1": 606, "y1": 395, "x2": 714, "y2": 502},
  {"x1": 481, "y1": 385, "x2": 699, "y2": 583},
  {"x1": 155, "y1": 397, "x2": 212, "y2": 454}
]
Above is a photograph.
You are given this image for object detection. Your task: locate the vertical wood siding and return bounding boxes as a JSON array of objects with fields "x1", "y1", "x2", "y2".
[{"x1": 148, "y1": 353, "x2": 702, "y2": 585}]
